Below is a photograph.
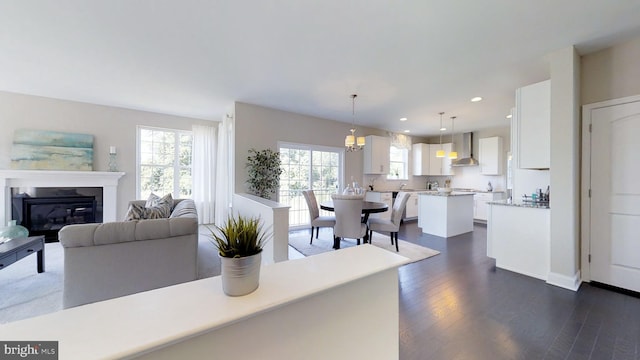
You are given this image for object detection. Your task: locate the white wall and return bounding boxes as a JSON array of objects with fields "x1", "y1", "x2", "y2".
[
  {"x1": 582, "y1": 35, "x2": 640, "y2": 104},
  {"x1": 0, "y1": 91, "x2": 215, "y2": 219},
  {"x1": 549, "y1": 47, "x2": 581, "y2": 286}
]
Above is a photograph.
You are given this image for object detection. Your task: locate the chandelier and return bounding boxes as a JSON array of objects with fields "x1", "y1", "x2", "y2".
[{"x1": 345, "y1": 94, "x2": 365, "y2": 151}]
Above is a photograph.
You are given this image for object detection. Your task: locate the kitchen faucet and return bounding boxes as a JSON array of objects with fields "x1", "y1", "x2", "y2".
[{"x1": 400, "y1": 183, "x2": 407, "y2": 189}]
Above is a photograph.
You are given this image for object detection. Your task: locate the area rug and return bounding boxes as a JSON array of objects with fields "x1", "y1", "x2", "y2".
[{"x1": 289, "y1": 229, "x2": 440, "y2": 264}]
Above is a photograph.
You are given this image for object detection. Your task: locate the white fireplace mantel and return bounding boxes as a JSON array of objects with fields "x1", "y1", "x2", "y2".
[{"x1": 0, "y1": 170, "x2": 125, "y2": 226}]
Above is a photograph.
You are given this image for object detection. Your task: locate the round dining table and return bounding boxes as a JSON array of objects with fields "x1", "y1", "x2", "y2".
[{"x1": 319, "y1": 200, "x2": 389, "y2": 249}]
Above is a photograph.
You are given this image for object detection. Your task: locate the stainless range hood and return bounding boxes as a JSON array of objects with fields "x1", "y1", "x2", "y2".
[{"x1": 451, "y1": 132, "x2": 479, "y2": 167}]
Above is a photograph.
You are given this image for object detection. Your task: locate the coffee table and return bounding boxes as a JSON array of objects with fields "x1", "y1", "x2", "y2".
[{"x1": 0, "y1": 236, "x2": 45, "y2": 272}]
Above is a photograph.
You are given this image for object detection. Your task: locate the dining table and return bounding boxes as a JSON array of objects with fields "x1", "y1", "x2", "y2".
[{"x1": 319, "y1": 200, "x2": 389, "y2": 249}]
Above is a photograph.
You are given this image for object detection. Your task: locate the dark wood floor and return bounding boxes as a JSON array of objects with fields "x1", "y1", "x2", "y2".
[{"x1": 393, "y1": 221, "x2": 640, "y2": 360}]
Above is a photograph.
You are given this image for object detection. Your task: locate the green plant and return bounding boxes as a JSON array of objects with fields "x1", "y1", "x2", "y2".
[
  {"x1": 246, "y1": 148, "x2": 283, "y2": 199},
  {"x1": 209, "y1": 215, "x2": 269, "y2": 258}
]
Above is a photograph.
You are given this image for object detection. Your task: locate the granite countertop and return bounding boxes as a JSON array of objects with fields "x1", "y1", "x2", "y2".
[
  {"x1": 488, "y1": 200, "x2": 550, "y2": 209},
  {"x1": 452, "y1": 188, "x2": 506, "y2": 194},
  {"x1": 418, "y1": 191, "x2": 474, "y2": 197}
]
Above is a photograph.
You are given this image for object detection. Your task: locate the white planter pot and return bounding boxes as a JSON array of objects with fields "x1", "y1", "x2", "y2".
[{"x1": 219, "y1": 252, "x2": 262, "y2": 296}]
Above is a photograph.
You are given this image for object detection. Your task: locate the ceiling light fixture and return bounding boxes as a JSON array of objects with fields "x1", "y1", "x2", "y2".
[
  {"x1": 404, "y1": 129, "x2": 410, "y2": 133},
  {"x1": 345, "y1": 94, "x2": 365, "y2": 152},
  {"x1": 400, "y1": 117, "x2": 408, "y2": 121},
  {"x1": 448, "y1": 116, "x2": 458, "y2": 159},
  {"x1": 471, "y1": 96, "x2": 483, "y2": 102},
  {"x1": 506, "y1": 114, "x2": 512, "y2": 119},
  {"x1": 436, "y1": 112, "x2": 445, "y2": 158}
]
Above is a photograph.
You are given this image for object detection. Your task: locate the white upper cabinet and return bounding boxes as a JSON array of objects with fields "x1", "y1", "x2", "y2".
[
  {"x1": 412, "y1": 143, "x2": 454, "y2": 176},
  {"x1": 412, "y1": 143, "x2": 430, "y2": 176},
  {"x1": 428, "y1": 145, "x2": 442, "y2": 175},
  {"x1": 515, "y1": 80, "x2": 550, "y2": 169},
  {"x1": 363, "y1": 135, "x2": 390, "y2": 174},
  {"x1": 479, "y1": 136, "x2": 503, "y2": 175},
  {"x1": 441, "y1": 143, "x2": 455, "y2": 176}
]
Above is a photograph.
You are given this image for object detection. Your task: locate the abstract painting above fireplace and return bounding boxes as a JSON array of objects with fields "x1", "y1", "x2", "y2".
[{"x1": 10, "y1": 129, "x2": 94, "y2": 171}]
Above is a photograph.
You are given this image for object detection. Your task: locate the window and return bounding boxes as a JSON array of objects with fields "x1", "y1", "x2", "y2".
[
  {"x1": 388, "y1": 145, "x2": 408, "y2": 179},
  {"x1": 137, "y1": 127, "x2": 193, "y2": 199},
  {"x1": 278, "y1": 143, "x2": 343, "y2": 227}
]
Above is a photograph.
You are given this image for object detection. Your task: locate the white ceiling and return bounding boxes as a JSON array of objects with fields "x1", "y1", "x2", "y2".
[{"x1": 2, "y1": 1, "x2": 640, "y2": 136}]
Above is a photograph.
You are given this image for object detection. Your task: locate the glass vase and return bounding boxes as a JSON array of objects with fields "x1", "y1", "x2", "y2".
[{"x1": 0, "y1": 220, "x2": 29, "y2": 243}]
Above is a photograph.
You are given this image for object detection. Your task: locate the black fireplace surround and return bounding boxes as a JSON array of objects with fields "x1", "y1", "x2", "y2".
[{"x1": 12, "y1": 188, "x2": 101, "y2": 242}]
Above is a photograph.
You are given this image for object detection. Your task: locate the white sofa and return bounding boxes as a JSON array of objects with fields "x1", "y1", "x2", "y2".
[{"x1": 59, "y1": 199, "x2": 198, "y2": 308}]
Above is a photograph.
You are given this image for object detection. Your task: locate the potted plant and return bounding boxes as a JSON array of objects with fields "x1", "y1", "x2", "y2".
[
  {"x1": 246, "y1": 148, "x2": 283, "y2": 199},
  {"x1": 209, "y1": 214, "x2": 269, "y2": 296}
]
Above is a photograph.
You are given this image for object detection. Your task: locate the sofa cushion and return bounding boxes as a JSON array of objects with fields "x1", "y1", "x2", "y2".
[{"x1": 170, "y1": 199, "x2": 198, "y2": 218}]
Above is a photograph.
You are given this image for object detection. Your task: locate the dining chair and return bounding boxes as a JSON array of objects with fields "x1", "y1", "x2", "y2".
[
  {"x1": 302, "y1": 190, "x2": 336, "y2": 244},
  {"x1": 368, "y1": 191, "x2": 410, "y2": 252},
  {"x1": 331, "y1": 193, "x2": 367, "y2": 249}
]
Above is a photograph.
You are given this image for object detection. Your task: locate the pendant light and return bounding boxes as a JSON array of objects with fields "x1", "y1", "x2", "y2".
[
  {"x1": 345, "y1": 94, "x2": 365, "y2": 151},
  {"x1": 436, "y1": 112, "x2": 445, "y2": 158},
  {"x1": 448, "y1": 116, "x2": 458, "y2": 159}
]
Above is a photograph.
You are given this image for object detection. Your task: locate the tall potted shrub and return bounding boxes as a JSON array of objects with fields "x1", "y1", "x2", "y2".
[
  {"x1": 209, "y1": 215, "x2": 268, "y2": 296},
  {"x1": 246, "y1": 148, "x2": 283, "y2": 199}
]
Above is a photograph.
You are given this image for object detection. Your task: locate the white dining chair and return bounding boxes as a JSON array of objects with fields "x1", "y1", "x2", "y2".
[
  {"x1": 331, "y1": 193, "x2": 367, "y2": 249},
  {"x1": 302, "y1": 190, "x2": 336, "y2": 244},
  {"x1": 368, "y1": 191, "x2": 410, "y2": 252}
]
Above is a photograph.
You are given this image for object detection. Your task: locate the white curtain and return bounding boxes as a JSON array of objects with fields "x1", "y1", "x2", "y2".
[
  {"x1": 388, "y1": 132, "x2": 412, "y2": 149},
  {"x1": 214, "y1": 113, "x2": 234, "y2": 226},
  {"x1": 192, "y1": 124, "x2": 217, "y2": 224}
]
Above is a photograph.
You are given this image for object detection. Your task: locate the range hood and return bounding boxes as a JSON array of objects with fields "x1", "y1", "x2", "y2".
[{"x1": 451, "y1": 132, "x2": 479, "y2": 167}]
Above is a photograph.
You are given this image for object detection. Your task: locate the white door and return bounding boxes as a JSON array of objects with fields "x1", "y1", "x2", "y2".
[{"x1": 590, "y1": 100, "x2": 640, "y2": 292}]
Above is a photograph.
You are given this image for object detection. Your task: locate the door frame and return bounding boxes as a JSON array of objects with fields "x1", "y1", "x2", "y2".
[{"x1": 581, "y1": 94, "x2": 640, "y2": 282}]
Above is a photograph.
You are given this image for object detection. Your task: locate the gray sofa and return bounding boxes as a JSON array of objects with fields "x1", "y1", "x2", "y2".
[{"x1": 59, "y1": 199, "x2": 198, "y2": 308}]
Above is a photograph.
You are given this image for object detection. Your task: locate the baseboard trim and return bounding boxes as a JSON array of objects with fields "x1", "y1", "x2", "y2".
[{"x1": 546, "y1": 270, "x2": 581, "y2": 291}]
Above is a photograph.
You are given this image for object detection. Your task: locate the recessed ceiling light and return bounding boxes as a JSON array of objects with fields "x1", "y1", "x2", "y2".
[
  {"x1": 400, "y1": 117, "x2": 408, "y2": 121},
  {"x1": 471, "y1": 96, "x2": 483, "y2": 102},
  {"x1": 506, "y1": 114, "x2": 512, "y2": 119},
  {"x1": 404, "y1": 129, "x2": 410, "y2": 133},
  {"x1": 440, "y1": 127, "x2": 447, "y2": 131}
]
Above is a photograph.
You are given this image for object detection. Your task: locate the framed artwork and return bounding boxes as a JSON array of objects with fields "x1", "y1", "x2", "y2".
[{"x1": 10, "y1": 129, "x2": 94, "y2": 171}]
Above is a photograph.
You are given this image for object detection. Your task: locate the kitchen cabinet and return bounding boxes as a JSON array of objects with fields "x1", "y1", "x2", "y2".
[
  {"x1": 412, "y1": 143, "x2": 430, "y2": 176},
  {"x1": 474, "y1": 192, "x2": 506, "y2": 221},
  {"x1": 404, "y1": 192, "x2": 419, "y2": 219},
  {"x1": 363, "y1": 135, "x2": 390, "y2": 174},
  {"x1": 515, "y1": 80, "x2": 550, "y2": 169},
  {"x1": 412, "y1": 143, "x2": 454, "y2": 176},
  {"x1": 487, "y1": 203, "x2": 550, "y2": 280},
  {"x1": 479, "y1": 136, "x2": 503, "y2": 175},
  {"x1": 441, "y1": 143, "x2": 455, "y2": 176},
  {"x1": 365, "y1": 191, "x2": 392, "y2": 220}
]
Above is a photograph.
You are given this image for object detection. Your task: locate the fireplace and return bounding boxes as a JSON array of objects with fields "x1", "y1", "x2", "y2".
[
  {"x1": 14, "y1": 194, "x2": 98, "y2": 242},
  {"x1": 0, "y1": 170, "x2": 125, "y2": 234}
]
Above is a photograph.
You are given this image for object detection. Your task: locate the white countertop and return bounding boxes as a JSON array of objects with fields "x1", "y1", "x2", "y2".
[{"x1": 0, "y1": 245, "x2": 409, "y2": 359}]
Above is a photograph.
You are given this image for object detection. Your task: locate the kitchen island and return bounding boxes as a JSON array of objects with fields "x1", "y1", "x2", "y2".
[{"x1": 418, "y1": 192, "x2": 474, "y2": 237}]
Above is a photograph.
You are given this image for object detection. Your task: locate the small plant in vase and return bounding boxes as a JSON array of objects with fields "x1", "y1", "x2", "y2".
[{"x1": 209, "y1": 215, "x2": 269, "y2": 296}]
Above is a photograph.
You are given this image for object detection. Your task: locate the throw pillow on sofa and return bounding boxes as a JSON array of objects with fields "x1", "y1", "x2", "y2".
[
  {"x1": 145, "y1": 193, "x2": 173, "y2": 218},
  {"x1": 125, "y1": 193, "x2": 173, "y2": 220}
]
